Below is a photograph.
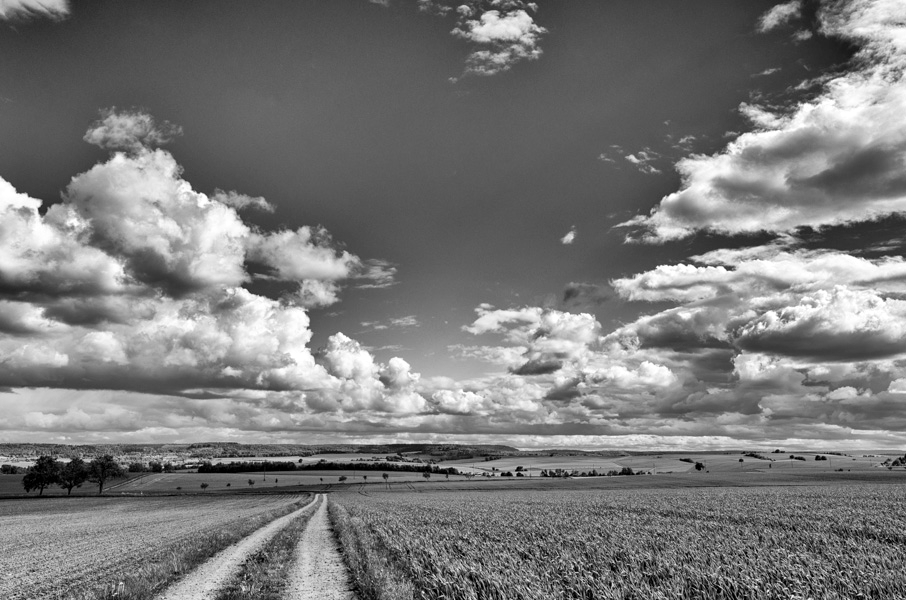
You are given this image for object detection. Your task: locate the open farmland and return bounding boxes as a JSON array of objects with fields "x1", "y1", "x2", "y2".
[
  {"x1": 111, "y1": 469, "x2": 466, "y2": 493},
  {"x1": 0, "y1": 493, "x2": 306, "y2": 600},
  {"x1": 331, "y1": 483, "x2": 906, "y2": 599}
]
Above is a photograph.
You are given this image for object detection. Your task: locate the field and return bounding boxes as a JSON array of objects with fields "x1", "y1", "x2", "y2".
[
  {"x1": 0, "y1": 493, "x2": 305, "y2": 599},
  {"x1": 331, "y1": 479, "x2": 906, "y2": 599}
]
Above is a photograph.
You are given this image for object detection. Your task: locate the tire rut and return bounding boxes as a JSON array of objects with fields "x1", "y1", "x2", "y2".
[
  {"x1": 154, "y1": 494, "x2": 320, "y2": 600},
  {"x1": 282, "y1": 496, "x2": 356, "y2": 600}
]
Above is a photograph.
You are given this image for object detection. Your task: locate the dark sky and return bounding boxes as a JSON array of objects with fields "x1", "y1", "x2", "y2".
[{"x1": 1, "y1": 0, "x2": 903, "y2": 450}]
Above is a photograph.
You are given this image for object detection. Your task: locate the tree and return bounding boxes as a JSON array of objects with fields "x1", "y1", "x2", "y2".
[
  {"x1": 23, "y1": 456, "x2": 61, "y2": 496},
  {"x1": 339, "y1": 475, "x2": 347, "y2": 482},
  {"x1": 422, "y1": 472, "x2": 431, "y2": 480},
  {"x1": 57, "y1": 458, "x2": 89, "y2": 496},
  {"x1": 149, "y1": 461, "x2": 163, "y2": 473},
  {"x1": 88, "y1": 455, "x2": 125, "y2": 495},
  {"x1": 128, "y1": 462, "x2": 145, "y2": 473},
  {"x1": 200, "y1": 483, "x2": 209, "y2": 491},
  {"x1": 248, "y1": 479, "x2": 255, "y2": 487}
]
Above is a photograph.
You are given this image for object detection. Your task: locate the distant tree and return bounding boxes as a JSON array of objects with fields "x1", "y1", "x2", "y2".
[
  {"x1": 23, "y1": 456, "x2": 61, "y2": 496},
  {"x1": 422, "y1": 472, "x2": 431, "y2": 480},
  {"x1": 339, "y1": 476, "x2": 347, "y2": 482},
  {"x1": 57, "y1": 458, "x2": 89, "y2": 496},
  {"x1": 739, "y1": 458, "x2": 744, "y2": 463},
  {"x1": 163, "y1": 462, "x2": 174, "y2": 473},
  {"x1": 248, "y1": 479, "x2": 255, "y2": 487},
  {"x1": 1, "y1": 464, "x2": 23, "y2": 475},
  {"x1": 382, "y1": 473, "x2": 389, "y2": 484},
  {"x1": 275, "y1": 478, "x2": 279, "y2": 485},
  {"x1": 226, "y1": 482, "x2": 231, "y2": 487},
  {"x1": 694, "y1": 462, "x2": 705, "y2": 471},
  {"x1": 128, "y1": 462, "x2": 145, "y2": 473},
  {"x1": 88, "y1": 455, "x2": 125, "y2": 495},
  {"x1": 149, "y1": 461, "x2": 163, "y2": 473},
  {"x1": 363, "y1": 475, "x2": 367, "y2": 481},
  {"x1": 200, "y1": 483, "x2": 209, "y2": 491}
]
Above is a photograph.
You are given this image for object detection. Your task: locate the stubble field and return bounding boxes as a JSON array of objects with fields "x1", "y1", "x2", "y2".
[{"x1": 0, "y1": 493, "x2": 305, "y2": 600}]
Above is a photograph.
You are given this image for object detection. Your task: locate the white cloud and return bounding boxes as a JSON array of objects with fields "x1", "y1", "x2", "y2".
[
  {"x1": 354, "y1": 258, "x2": 398, "y2": 289},
  {"x1": 757, "y1": 1, "x2": 802, "y2": 33},
  {"x1": 0, "y1": 115, "x2": 418, "y2": 419},
  {"x1": 452, "y1": 8, "x2": 546, "y2": 76},
  {"x1": 0, "y1": 0, "x2": 67, "y2": 21},
  {"x1": 560, "y1": 227, "x2": 577, "y2": 245},
  {"x1": 83, "y1": 108, "x2": 182, "y2": 152},
  {"x1": 622, "y1": 0, "x2": 906, "y2": 242},
  {"x1": 211, "y1": 189, "x2": 275, "y2": 213}
]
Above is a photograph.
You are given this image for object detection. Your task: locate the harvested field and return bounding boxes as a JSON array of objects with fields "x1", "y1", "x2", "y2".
[
  {"x1": 0, "y1": 494, "x2": 305, "y2": 600},
  {"x1": 333, "y1": 484, "x2": 906, "y2": 599}
]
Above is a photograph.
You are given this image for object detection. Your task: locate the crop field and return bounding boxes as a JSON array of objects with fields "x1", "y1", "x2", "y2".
[
  {"x1": 332, "y1": 483, "x2": 906, "y2": 599},
  {"x1": 0, "y1": 493, "x2": 304, "y2": 599}
]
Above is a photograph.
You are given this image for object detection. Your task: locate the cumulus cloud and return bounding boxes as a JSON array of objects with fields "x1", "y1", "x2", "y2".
[
  {"x1": 757, "y1": 1, "x2": 803, "y2": 33},
  {"x1": 0, "y1": 0, "x2": 68, "y2": 21},
  {"x1": 451, "y1": 5, "x2": 546, "y2": 76},
  {"x1": 83, "y1": 108, "x2": 182, "y2": 152},
  {"x1": 0, "y1": 111, "x2": 419, "y2": 420},
  {"x1": 622, "y1": 0, "x2": 906, "y2": 242}
]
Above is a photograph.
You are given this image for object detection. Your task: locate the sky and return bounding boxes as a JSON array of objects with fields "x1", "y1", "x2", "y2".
[{"x1": 1, "y1": 0, "x2": 905, "y2": 450}]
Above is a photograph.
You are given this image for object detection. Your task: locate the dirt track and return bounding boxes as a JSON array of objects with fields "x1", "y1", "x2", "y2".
[
  {"x1": 155, "y1": 494, "x2": 320, "y2": 600},
  {"x1": 283, "y1": 496, "x2": 357, "y2": 599}
]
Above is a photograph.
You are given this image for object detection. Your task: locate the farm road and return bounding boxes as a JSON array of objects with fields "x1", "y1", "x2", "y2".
[
  {"x1": 283, "y1": 496, "x2": 357, "y2": 599},
  {"x1": 155, "y1": 494, "x2": 320, "y2": 600}
]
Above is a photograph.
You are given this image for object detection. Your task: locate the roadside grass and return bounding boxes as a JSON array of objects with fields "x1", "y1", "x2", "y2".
[
  {"x1": 64, "y1": 494, "x2": 312, "y2": 600},
  {"x1": 328, "y1": 499, "x2": 413, "y2": 600},
  {"x1": 214, "y1": 495, "x2": 321, "y2": 600}
]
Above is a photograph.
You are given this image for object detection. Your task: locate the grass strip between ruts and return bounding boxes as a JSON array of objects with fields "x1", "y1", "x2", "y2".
[
  {"x1": 214, "y1": 495, "x2": 322, "y2": 600},
  {"x1": 328, "y1": 499, "x2": 414, "y2": 600},
  {"x1": 64, "y1": 494, "x2": 313, "y2": 600}
]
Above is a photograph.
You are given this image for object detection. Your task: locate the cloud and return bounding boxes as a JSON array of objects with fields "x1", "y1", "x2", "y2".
[
  {"x1": 0, "y1": 0, "x2": 67, "y2": 21},
  {"x1": 562, "y1": 282, "x2": 613, "y2": 309},
  {"x1": 452, "y1": 6, "x2": 546, "y2": 76},
  {"x1": 211, "y1": 190, "x2": 275, "y2": 213},
  {"x1": 390, "y1": 315, "x2": 420, "y2": 328},
  {"x1": 361, "y1": 315, "x2": 420, "y2": 331},
  {"x1": 0, "y1": 113, "x2": 419, "y2": 417},
  {"x1": 622, "y1": 0, "x2": 906, "y2": 242},
  {"x1": 560, "y1": 227, "x2": 577, "y2": 245},
  {"x1": 624, "y1": 148, "x2": 662, "y2": 174},
  {"x1": 757, "y1": 1, "x2": 802, "y2": 33},
  {"x1": 354, "y1": 258, "x2": 398, "y2": 289},
  {"x1": 83, "y1": 108, "x2": 183, "y2": 152}
]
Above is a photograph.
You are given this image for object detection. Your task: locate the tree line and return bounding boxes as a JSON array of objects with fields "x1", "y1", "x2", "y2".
[
  {"x1": 197, "y1": 460, "x2": 461, "y2": 476},
  {"x1": 21, "y1": 455, "x2": 125, "y2": 496}
]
